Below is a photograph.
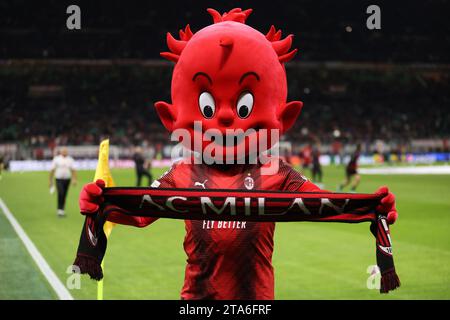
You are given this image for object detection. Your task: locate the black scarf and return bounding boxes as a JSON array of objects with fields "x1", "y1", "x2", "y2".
[{"x1": 73, "y1": 187, "x2": 400, "y2": 293}]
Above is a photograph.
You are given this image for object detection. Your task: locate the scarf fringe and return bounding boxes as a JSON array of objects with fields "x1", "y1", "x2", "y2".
[
  {"x1": 73, "y1": 254, "x2": 103, "y2": 281},
  {"x1": 380, "y1": 269, "x2": 400, "y2": 293}
]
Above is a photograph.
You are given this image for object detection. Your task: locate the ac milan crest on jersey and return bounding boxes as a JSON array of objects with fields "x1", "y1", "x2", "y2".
[{"x1": 244, "y1": 175, "x2": 254, "y2": 190}]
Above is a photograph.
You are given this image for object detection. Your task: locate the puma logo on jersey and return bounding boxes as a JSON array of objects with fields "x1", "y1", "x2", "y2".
[{"x1": 194, "y1": 180, "x2": 208, "y2": 189}]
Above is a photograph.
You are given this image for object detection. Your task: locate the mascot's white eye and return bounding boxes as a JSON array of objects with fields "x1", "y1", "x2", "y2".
[
  {"x1": 199, "y1": 92, "x2": 215, "y2": 118},
  {"x1": 236, "y1": 92, "x2": 254, "y2": 118}
]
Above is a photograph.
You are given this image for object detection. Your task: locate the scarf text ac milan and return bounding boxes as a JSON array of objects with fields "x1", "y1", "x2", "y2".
[{"x1": 73, "y1": 187, "x2": 400, "y2": 294}]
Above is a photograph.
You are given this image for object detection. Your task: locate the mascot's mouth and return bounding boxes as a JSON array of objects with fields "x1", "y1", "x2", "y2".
[
  {"x1": 201, "y1": 127, "x2": 265, "y2": 148},
  {"x1": 187, "y1": 122, "x2": 264, "y2": 133},
  {"x1": 179, "y1": 122, "x2": 266, "y2": 146},
  {"x1": 172, "y1": 122, "x2": 279, "y2": 161}
]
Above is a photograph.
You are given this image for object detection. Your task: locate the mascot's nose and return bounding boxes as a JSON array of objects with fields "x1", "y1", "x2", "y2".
[{"x1": 217, "y1": 108, "x2": 235, "y2": 127}]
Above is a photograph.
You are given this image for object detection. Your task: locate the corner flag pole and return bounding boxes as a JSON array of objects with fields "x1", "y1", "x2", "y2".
[{"x1": 93, "y1": 139, "x2": 116, "y2": 300}]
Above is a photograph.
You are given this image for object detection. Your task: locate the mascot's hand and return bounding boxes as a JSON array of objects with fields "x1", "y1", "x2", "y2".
[
  {"x1": 375, "y1": 186, "x2": 398, "y2": 225},
  {"x1": 79, "y1": 179, "x2": 105, "y2": 215}
]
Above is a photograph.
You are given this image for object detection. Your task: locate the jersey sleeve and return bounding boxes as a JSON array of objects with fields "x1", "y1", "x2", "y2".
[{"x1": 150, "y1": 164, "x2": 178, "y2": 188}]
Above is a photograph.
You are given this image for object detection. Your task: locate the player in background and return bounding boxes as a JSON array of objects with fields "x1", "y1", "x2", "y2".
[
  {"x1": 300, "y1": 144, "x2": 312, "y2": 175},
  {"x1": 49, "y1": 147, "x2": 77, "y2": 217},
  {"x1": 338, "y1": 143, "x2": 361, "y2": 192},
  {"x1": 311, "y1": 141, "x2": 323, "y2": 188},
  {"x1": 133, "y1": 146, "x2": 152, "y2": 186}
]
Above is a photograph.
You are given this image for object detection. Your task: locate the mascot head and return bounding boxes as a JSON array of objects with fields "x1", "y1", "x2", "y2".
[{"x1": 155, "y1": 8, "x2": 303, "y2": 162}]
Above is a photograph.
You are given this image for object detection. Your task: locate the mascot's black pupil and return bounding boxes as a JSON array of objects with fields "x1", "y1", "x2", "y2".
[
  {"x1": 204, "y1": 105, "x2": 213, "y2": 118},
  {"x1": 239, "y1": 105, "x2": 249, "y2": 118}
]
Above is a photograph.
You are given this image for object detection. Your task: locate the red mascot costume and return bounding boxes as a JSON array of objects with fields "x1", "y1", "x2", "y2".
[{"x1": 80, "y1": 8, "x2": 398, "y2": 300}]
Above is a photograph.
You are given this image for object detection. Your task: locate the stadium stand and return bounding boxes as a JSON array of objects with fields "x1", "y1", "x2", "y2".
[{"x1": 1, "y1": 0, "x2": 449, "y2": 161}]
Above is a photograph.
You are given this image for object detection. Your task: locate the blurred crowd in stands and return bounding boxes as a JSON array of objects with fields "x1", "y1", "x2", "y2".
[
  {"x1": 1, "y1": 1, "x2": 449, "y2": 63},
  {"x1": 1, "y1": 63, "x2": 448, "y2": 157},
  {"x1": 1, "y1": 1, "x2": 449, "y2": 160}
]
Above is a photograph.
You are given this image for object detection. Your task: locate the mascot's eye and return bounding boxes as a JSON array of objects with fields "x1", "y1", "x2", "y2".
[
  {"x1": 236, "y1": 92, "x2": 254, "y2": 118},
  {"x1": 199, "y1": 92, "x2": 216, "y2": 118}
]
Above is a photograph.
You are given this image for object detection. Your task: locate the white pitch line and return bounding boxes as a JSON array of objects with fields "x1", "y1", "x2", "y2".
[
  {"x1": 0, "y1": 198, "x2": 74, "y2": 300},
  {"x1": 359, "y1": 165, "x2": 450, "y2": 175}
]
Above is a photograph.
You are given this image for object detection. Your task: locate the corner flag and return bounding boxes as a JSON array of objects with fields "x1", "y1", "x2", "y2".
[{"x1": 93, "y1": 139, "x2": 115, "y2": 300}]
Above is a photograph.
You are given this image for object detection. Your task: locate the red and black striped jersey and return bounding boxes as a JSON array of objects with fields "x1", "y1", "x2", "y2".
[
  {"x1": 160, "y1": 158, "x2": 323, "y2": 300},
  {"x1": 109, "y1": 158, "x2": 322, "y2": 299}
]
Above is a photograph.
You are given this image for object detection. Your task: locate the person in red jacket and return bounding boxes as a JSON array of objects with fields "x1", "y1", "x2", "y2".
[{"x1": 79, "y1": 8, "x2": 397, "y2": 300}]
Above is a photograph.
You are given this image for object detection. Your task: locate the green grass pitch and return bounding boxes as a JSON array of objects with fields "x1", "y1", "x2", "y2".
[{"x1": 0, "y1": 165, "x2": 449, "y2": 299}]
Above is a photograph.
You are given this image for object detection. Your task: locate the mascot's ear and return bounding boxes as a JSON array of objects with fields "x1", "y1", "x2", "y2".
[
  {"x1": 278, "y1": 101, "x2": 303, "y2": 133},
  {"x1": 155, "y1": 101, "x2": 177, "y2": 132}
]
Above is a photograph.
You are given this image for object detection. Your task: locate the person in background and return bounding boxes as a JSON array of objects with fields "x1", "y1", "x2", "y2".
[
  {"x1": 300, "y1": 144, "x2": 312, "y2": 174},
  {"x1": 49, "y1": 147, "x2": 77, "y2": 217},
  {"x1": 311, "y1": 143, "x2": 323, "y2": 186},
  {"x1": 338, "y1": 143, "x2": 361, "y2": 192},
  {"x1": 133, "y1": 147, "x2": 152, "y2": 186}
]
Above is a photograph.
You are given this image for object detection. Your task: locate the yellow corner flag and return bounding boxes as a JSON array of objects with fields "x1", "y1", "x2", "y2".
[{"x1": 93, "y1": 139, "x2": 116, "y2": 300}]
